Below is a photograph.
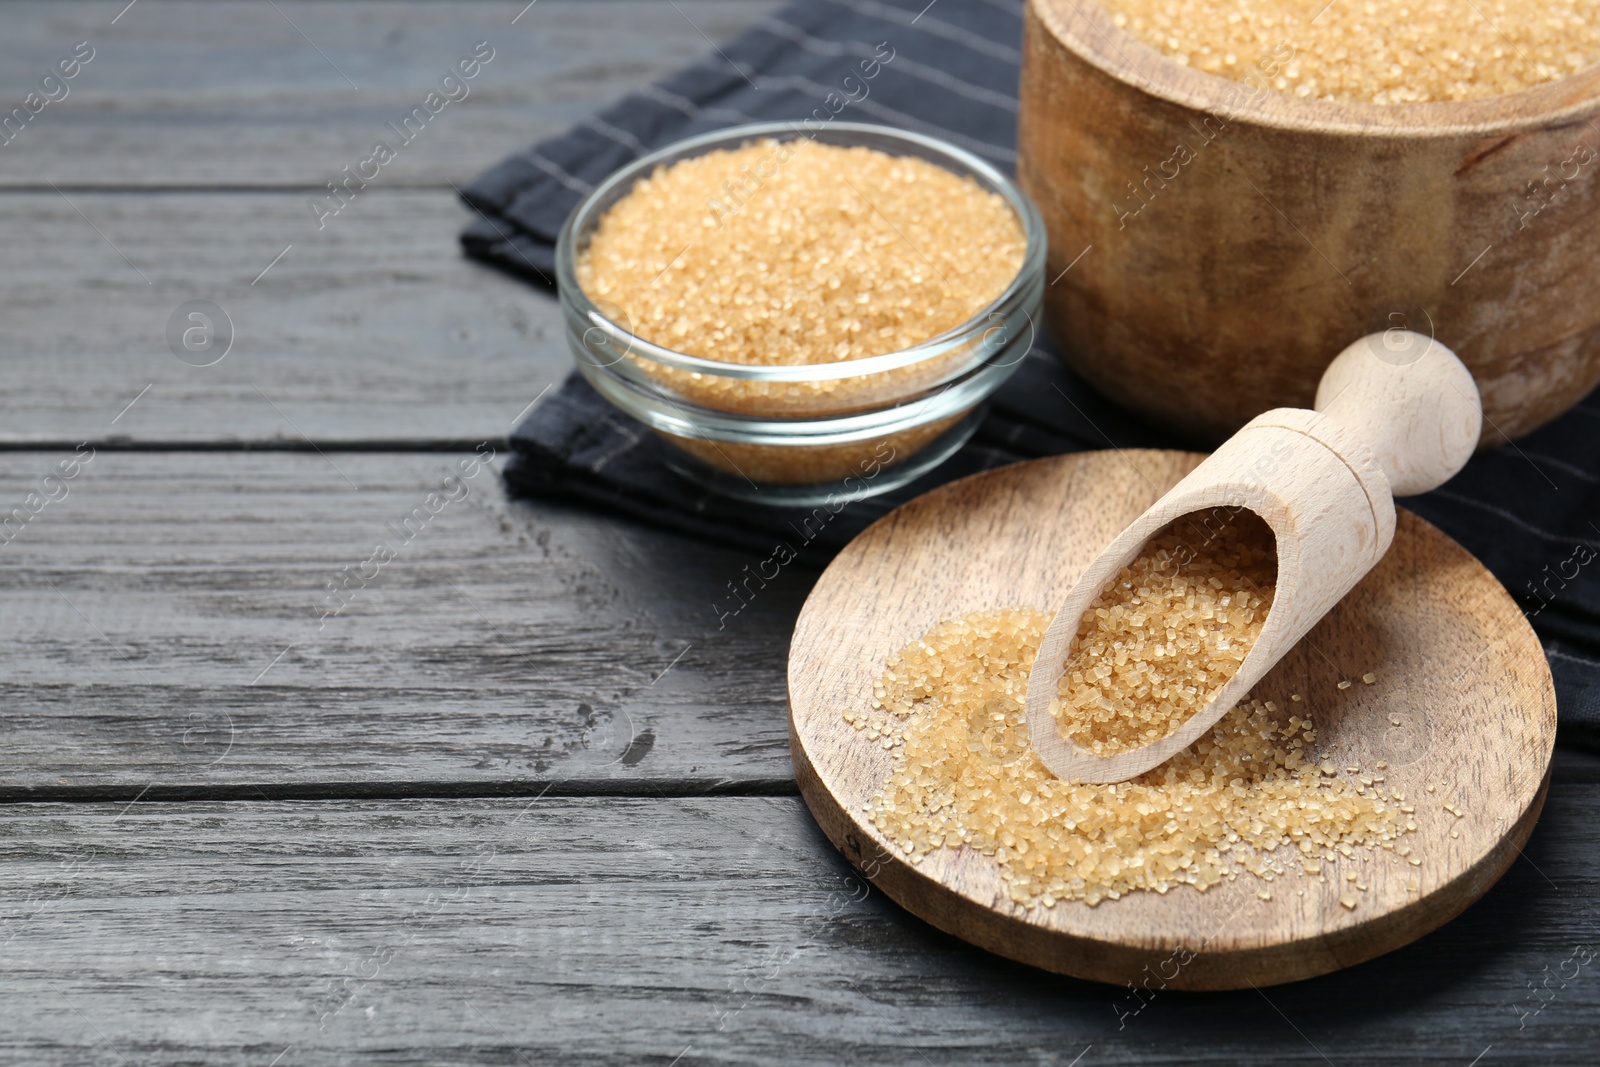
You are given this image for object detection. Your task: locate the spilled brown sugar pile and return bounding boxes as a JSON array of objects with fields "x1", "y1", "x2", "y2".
[
  {"x1": 1054, "y1": 512, "x2": 1277, "y2": 756},
  {"x1": 1098, "y1": 0, "x2": 1600, "y2": 103},
  {"x1": 849, "y1": 607, "x2": 1412, "y2": 908}
]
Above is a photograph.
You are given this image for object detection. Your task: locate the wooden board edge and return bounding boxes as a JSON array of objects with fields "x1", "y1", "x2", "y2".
[
  {"x1": 786, "y1": 476, "x2": 1562, "y2": 988},
  {"x1": 792, "y1": 703, "x2": 1555, "y2": 988}
]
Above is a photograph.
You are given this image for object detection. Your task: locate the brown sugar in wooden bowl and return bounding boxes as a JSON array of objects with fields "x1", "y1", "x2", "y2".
[{"x1": 1017, "y1": 0, "x2": 1600, "y2": 445}]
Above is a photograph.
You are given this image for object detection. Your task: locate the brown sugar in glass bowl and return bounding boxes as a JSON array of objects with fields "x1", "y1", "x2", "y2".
[
  {"x1": 576, "y1": 140, "x2": 1026, "y2": 388},
  {"x1": 556, "y1": 123, "x2": 1046, "y2": 506},
  {"x1": 1018, "y1": 0, "x2": 1600, "y2": 446}
]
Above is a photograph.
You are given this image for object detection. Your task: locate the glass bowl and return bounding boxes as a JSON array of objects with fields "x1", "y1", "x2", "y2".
[{"x1": 555, "y1": 121, "x2": 1046, "y2": 507}]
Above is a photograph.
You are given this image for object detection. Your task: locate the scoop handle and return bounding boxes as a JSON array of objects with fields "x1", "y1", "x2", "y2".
[{"x1": 1312, "y1": 331, "x2": 1483, "y2": 497}]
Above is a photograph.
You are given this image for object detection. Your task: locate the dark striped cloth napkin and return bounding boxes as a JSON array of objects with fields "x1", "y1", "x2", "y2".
[{"x1": 459, "y1": 0, "x2": 1600, "y2": 753}]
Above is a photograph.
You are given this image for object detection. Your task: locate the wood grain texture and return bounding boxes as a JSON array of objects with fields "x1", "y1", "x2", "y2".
[
  {"x1": 1311, "y1": 331, "x2": 1482, "y2": 496},
  {"x1": 0, "y1": 452, "x2": 807, "y2": 796},
  {"x1": 0, "y1": 0, "x2": 780, "y2": 446},
  {"x1": 0, "y1": 190, "x2": 569, "y2": 444},
  {"x1": 1018, "y1": 0, "x2": 1600, "y2": 445},
  {"x1": 0, "y1": 0, "x2": 779, "y2": 186},
  {"x1": 0, "y1": 793, "x2": 1596, "y2": 1066},
  {"x1": 790, "y1": 452, "x2": 1558, "y2": 988},
  {"x1": 0, "y1": 2, "x2": 1593, "y2": 1061}
]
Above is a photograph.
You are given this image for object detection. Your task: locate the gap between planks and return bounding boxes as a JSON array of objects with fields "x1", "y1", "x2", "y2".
[
  {"x1": 0, "y1": 184, "x2": 470, "y2": 194},
  {"x1": 0, "y1": 440, "x2": 511, "y2": 453},
  {"x1": 0, "y1": 777, "x2": 800, "y2": 807}
]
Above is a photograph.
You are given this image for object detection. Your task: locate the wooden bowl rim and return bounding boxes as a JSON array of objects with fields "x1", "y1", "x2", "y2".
[{"x1": 1032, "y1": 0, "x2": 1600, "y2": 138}]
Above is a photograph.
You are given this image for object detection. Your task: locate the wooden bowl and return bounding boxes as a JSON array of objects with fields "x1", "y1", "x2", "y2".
[{"x1": 1018, "y1": 0, "x2": 1600, "y2": 444}]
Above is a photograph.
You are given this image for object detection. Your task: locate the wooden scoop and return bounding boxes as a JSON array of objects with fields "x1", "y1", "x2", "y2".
[{"x1": 1024, "y1": 330, "x2": 1483, "y2": 783}]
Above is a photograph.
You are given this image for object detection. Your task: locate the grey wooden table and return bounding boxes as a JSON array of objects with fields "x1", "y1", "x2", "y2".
[{"x1": 2, "y1": 3, "x2": 1598, "y2": 1064}]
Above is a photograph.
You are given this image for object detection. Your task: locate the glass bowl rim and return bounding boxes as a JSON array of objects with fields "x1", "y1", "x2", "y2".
[{"x1": 554, "y1": 120, "x2": 1047, "y2": 384}]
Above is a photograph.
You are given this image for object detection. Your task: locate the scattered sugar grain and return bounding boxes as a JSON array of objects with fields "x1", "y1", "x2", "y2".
[{"x1": 854, "y1": 607, "x2": 1410, "y2": 908}]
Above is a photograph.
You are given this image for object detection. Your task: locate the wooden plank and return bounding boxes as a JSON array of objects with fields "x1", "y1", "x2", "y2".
[
  {"x1": 0, "y1": 791, "x2": 1596, "y2": 1064},
  {"x1": 0, "y1": 452, "x2": 805, "y2": 796},
  {"x1": 0, "y1": 0, "x2": 782, "y2": 446},
  {"x1": 1, "y1": 190, "x2": 565, "y2": 444},
  {"x1": 0, "y1": 0, "x2": 780, "y2": 187},
  {"x1": 0, "y1": 0, "x2": 776, "y2": 445},
  {"x1": 3, "y1": 449, "x2": 1593, "y2": 797}
]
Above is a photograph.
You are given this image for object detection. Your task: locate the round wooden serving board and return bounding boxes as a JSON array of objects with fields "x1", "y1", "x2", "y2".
[{"x1": 788, "y1": 451, "x2": 1557, "y2": 989}]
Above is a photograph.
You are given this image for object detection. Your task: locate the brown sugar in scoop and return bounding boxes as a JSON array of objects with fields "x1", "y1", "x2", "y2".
[
  {"x1": 1053, "y1": 512, "x2": 1277, "y2": 757},
  {"x1": 1026, "y1": 331, "x2": 1482, "y2": 783}
]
